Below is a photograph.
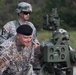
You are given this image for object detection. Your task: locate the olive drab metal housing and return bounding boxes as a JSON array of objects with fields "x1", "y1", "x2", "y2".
[
  {"x1": 39, "y1": 8, "x2": 76, "y2": 75},
  {"x1": 41, "y1": 45, "x2": 70, "y2": 65},
  {"x1": 43, "y1": 8, "x2": 60, "y2": 31}
]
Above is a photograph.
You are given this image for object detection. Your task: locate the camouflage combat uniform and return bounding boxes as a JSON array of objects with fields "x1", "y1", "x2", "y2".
[
  {"x1": 0, "y1": 36, "x2": 36, "y2": 75},
  {"x1": 2, "y1": 20, "x2": 40, "y2": 45}
]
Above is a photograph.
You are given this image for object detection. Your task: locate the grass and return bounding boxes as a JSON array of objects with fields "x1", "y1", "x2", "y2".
[
  {"x1": 69, "y1": 31, "x2": 76, "y2": 50},
  {"x1": 37, "y1": 30, "x2": 51, "y2": 42},
  {"x1": 37, "y1": 30, "x2": 76, "y2": 50}
]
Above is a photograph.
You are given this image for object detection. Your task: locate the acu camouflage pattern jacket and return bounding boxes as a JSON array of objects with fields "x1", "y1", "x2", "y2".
[{"x1": 0, "y1": 36, "x2": 36, "y2": 75}]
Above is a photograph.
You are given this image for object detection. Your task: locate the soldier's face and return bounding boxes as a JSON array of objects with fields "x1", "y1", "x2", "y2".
[
  {"x1": 16, "y1": 34, "x2": 32, "y2": 46},
  {"x1": 19, "y1": 12, "x2": 30, "y2": 21}
]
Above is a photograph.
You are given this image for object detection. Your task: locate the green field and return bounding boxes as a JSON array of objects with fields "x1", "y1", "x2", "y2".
[{"x1": 37, "y1": 30, "x2": 76, "y2": 50}]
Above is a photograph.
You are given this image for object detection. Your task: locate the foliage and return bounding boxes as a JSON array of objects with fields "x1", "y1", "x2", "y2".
[
  {"x1": 0, "y1": 0, "x2": 76, "y2": 30},
  {"x1": 44, "y1": 0, "x2": 76, "y2": 29}
]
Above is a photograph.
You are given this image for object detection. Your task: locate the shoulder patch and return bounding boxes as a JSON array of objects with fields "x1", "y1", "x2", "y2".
[{"x1": 3, "y1": 25, "x2": 9, "y2": 32}]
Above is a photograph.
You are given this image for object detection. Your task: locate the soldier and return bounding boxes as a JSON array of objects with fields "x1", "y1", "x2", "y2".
[
  {"x1": 52, "y1": 28, "x2": 73, "y2": 51},
  {"x1": 53, "y1": 28, "x2": 75, "y2": 75},
  {"x1": 0, "y1": 25, "x2": 36, "y2": 75},
  {"x1": 1, "y1": 1, "x2": 40, "y2": 47},
  {"x1": 40, "y1": 28, "x2": 74, "y2": 75}
]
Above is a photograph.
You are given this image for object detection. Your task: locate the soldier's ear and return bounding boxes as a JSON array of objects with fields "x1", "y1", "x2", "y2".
[{"x1": 16, "y1": 34, "x2": 20, "y2": 39}]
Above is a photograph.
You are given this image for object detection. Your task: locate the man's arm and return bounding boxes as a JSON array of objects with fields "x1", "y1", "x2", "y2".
[{"x1": 0, "y1": 46, "x2": 10, "y2": 75}]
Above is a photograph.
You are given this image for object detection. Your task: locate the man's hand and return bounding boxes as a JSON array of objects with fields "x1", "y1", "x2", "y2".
[
  {"x1": 33, "y1": 42, "x2": 39, "y2": 48},
  {"x1": 33, "y1": 42, "x2": 40, "y2": 54}
]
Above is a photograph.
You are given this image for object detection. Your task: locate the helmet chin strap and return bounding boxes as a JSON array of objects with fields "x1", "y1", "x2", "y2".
[
  {"x1": 23, "y1": 17, "x2": 27, "y2": 21},
  {"x1": 22, "y1": 16, "x2": 27, "y2": 21},
  {"x1": 19, "y1": 14, "x2": 28, "y2": 21}
]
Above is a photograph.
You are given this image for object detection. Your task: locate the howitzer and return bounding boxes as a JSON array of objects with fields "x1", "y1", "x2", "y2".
[{"x1": 39, "y1": 8, "x2": 76, "y2": 75}]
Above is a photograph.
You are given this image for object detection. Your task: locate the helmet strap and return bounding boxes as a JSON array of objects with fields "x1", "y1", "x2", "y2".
[{"x1": 19, "y1": 14, "x2": 28, "y2": 21}]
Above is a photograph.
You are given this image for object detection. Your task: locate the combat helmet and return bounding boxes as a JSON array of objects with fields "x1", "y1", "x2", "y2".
[
  {"x1": 16, "y1": 2, "x2": 32, "y2": 13},
  {"x1": 58, "y1": 28, "x2": 69, "y2": 40},
  {"x1": 53, "y1": 28, "x2": 70, "y2": 44}
]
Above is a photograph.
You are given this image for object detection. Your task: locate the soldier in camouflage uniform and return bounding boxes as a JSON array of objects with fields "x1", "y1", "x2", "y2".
[
  {"x1": 0, "y1": 25, "x2": 36, "y2": 75},
  {"x1": 1, "y1": 2, "x2": 40, "y2": 74},
  {"x1": 2, "y1": 2, "x2": 40, "y2": 47},
  {"x1": 52, "y1": 28, "x2": 75, "y2": 75}
]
